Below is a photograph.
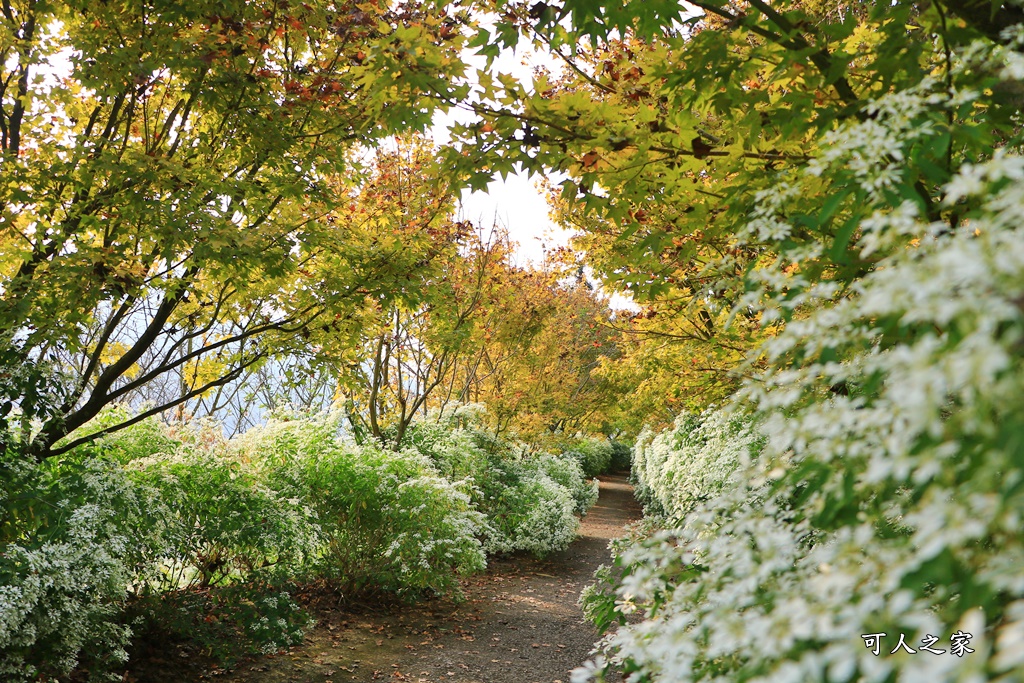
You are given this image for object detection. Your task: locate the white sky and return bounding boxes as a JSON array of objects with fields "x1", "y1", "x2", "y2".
[
  {"x1": 428, "y1": 40, "x2": 574, "y2": 268},
  {"x1": 429, "y1": 38, "x2": 637, "y2": 311}
]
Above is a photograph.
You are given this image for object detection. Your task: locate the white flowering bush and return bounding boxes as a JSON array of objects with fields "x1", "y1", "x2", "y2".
[
  {"x1": 0, "y1": 403, "x2": 605, "y2": 676},
  {"x1": 123, "y1": 427, "x2": 317, "y2": 590},
  {"x1": 100, "y1": 418, "x2": 317, "y2": 665},
  {"x1": 394, "y1": 407, "x2": 599, "y2": 557},
  {"x1": 392, "y1": 409, "x2": 492, "y2": 498},
  {"x1": 482, "y1": 463, "x2": 580, "y2": 557},
  {"x1": 630, "y1": 408, "x2": 763, "y2": 519},
  {"x1": 480, "y1": 454, "x2": 581, "y2": 557},
  {"x1": 581, "y1": 408, "x2": 761, "y2": 638},
  {"x1": 537, "y1": 452, "x2": 600, "y2": 515},
  {"x1": 575, "y1": 35, "x2": 1024, "y2": 683},
  {"x1": 0, "y1": 450, "x2": 166, "y2": 681}
]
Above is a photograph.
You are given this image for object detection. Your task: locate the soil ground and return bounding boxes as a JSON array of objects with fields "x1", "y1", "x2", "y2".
[{"x1": 131, "y1": 473, "x2": 641, "y2": 683}]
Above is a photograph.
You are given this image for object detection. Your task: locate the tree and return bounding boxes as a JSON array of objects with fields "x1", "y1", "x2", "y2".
[
  {"x1": 445, "y1": 266, "x2": 626, "y2": 443},
  {"x1": 0, "y1": 0, "x2": 472, "y2": 458},
  {"x1": 331, "y1": 219, "x2": 503, "y2": 447},
  {"x1": 442, "y1": 0, "x2": 1024, "y2": 408}
]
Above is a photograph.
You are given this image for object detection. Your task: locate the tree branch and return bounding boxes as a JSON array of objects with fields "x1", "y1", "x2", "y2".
[{"x1": 46, "y1": 353, "x2": 266, "y2": 457}]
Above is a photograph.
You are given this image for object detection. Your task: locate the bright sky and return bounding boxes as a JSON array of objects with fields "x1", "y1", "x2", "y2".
[
  {"x1": 456, "y1": 169, "x2": 572, "y2": 267},
  {"x1": 429, "y1": 38, "x2": 636, "y2": 310},
  {"x1": 428, "y1": 41, "x2": 574, "y2": 268}
]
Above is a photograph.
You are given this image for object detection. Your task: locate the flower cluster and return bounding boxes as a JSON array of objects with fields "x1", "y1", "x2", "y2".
[
  {"x1": 630, "y1": 407, "x2": 763, "y2": 520},
  {"x1": 0, "y1": 454, "x2": 163, "y2": 680}
]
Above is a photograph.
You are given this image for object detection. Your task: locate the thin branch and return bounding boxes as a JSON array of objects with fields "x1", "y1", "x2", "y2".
[{"x1": 47, "y1": 353, "x2": 266, "y2": 457}]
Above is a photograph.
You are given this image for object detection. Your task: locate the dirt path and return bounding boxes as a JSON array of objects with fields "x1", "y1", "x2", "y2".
[{"x1": 191, "y1": 474, "x2": 640, "y2": 683}]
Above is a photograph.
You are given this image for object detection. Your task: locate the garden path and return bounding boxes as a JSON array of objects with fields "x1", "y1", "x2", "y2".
[{"x1": 217, "y1": 473, "x2": 642, "y2": 683}]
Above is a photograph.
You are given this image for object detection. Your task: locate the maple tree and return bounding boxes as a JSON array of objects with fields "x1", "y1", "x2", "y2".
[
  {"x1": 436, "y1": 263, "x2": 624, "y2": 443},
  {"x1": 481, "y1": 278, "x2": 623, "y2": 442},
  {"x1": 327, "y1": 220, "x2": 627, "y2": 447},
  {"x1": 329, "y1": 218, "x2": 501, "y2": 447},
  {"x1": 0, "y1": 0, "x2": 471, "y2": 458},
  {"x1": 153, "y1": 137, "x2": 469, "y2": 436},
  {"x1": 439, "y1": 0, "x2": 1024, "y2": 407}
]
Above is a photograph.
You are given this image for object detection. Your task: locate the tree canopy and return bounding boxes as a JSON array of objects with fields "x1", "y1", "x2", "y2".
[
  {"x1": 1, "y1": 0, "x2": 472, "y2": 457},
  {"x1": 5, "y1": 1, "x2": 1024, "y2": 679}
]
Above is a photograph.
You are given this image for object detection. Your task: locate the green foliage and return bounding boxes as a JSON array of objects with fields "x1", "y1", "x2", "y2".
[
  {"x1": 130, "y1": 582, "x2": 311, "y2": 664},
  {"x1": 607, "y1": 440, "x2": 632, "y2": 472},
  {"x1": 579, "y1": 517, "x2": 673, "y2": 636},
  {"x1": 384, "y1": 408, "x2": 491, "y2": 489},
  {"x1": 561, "y1": 437, "x2": 615, "y2": 477},
  {"x1": 0, "y1": 0, "x2": 474, "y2": 459},
  {"x1": 535, "y1": 452, "x2": 599, "y2": 516},
  {"x1": 398, "y1": 408, "x2": 601, "y2": 557},
  {"x1": 480, "y1": 455, "x2": 580, "y2": 558},
  {"x1": 242, "y1": 418, "x2": 488, "y2": 600},
  {"x1": 8, "y1": 407, "x2": 584, "y2": 678},
  {"x1": 129, "y1": 447, "x2": 316, "y2": 591}
]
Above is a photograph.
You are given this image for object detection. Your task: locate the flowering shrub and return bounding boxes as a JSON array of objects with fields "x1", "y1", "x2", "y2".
[
  {"x1": 239, "y1": 417, "x2": 488, "y2": 599},
  {"x1": 481, "y1": 458, "x2": 580, "y2": 557},
  {"x1": 582, "y1": 409, "x2": 759, "y2": 641},
  {"x1": 128, "y1": 448, "x2": 316, "y2": 590},
  {"x1": 392, "y1": 411, "x2": 491, "y2": 497},
  {"x1": 563, "y1": 437, "x2": 615, "y2": 477},
  {"x1": 575, "y1": 36, "x2": 1024, "y2": 683},
  {"x1": 579, "y1": 517, "x2": 663, "y2": 634},
  {"x1": 397, "y1": 407, "x2": 600, "y2": 557},
  {"x1": 536, "y1": 452, "x2": 599, "y2": 516},
  {"x1": 0, "y1": 451, "x2": 165, "y2": 681},
  {"x1": 130, "y1": 583, "x2": 311, "y2": 664},
  {"x1": 1, "y1": 402, "x2": 604, "y2": 678},
  {"x1": 630, "y1": 408, "x2": 762, "y2": 519}
]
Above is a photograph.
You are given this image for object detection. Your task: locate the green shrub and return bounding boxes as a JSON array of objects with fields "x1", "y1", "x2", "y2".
[
  {"x1": 242, "y1": 418, "x2": 487, "y2": 600},
  {"x1": 395, "y1": 417, "x2": 490, "y2": 496},
  {"x1": 480, "y1": 456, "x2": 579, "y2": 557},
  {"x1": 88, "y1": 417, "x2": 317, "y2": 590},
  {"x1": 128, "y1": 449, "x2": 316, "y2": 590},
  {"x1": 562, "y1": 437, "x2": 614, "y2": 477},
  {"x1": 0, "y1": 407, "x2": 600, "y2": 679},
  {"x1": 129, "y1": 582, "x2": 311, "y2": 664},
  {"x1": 535, "y1": 452, "x2": 598, "y2": 516},
  {"x1": 607, "y1": 439, "x2": 632, "y2": 472},
  {"x1": 395, "y1": 408, "x2": 595, "y2": 557}
]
